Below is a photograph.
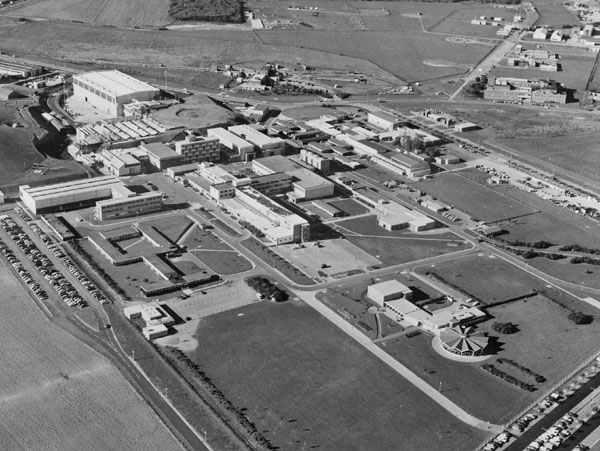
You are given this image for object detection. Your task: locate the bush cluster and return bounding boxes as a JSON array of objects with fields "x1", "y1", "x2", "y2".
[
  {"x1": 570, "y1": 256, "x2": 600, "y2": 265},
  {"x1": 165, "y1": 347, "x2": 273, "y2": 450},
  {"x1": 169, "y1": 0, "x2": 244, "y2": 22},
  {"x1": 246, "y1": 276, "x2": 288, "y2": 302},
  {"x1": 568, "y1": 311, "x2": 594, "y2": 325},
  {"x1": 67, "y1": 240, "x2": 130, "y2": 301},
  {"x1": 239, "y1": 220, "x2": 264, "y2": 238},
  {"x1": 481, "y1": 364, "x2": 536, "y2": 391},
  {"x1": 491, "y1": 321, "x2": 518, "y2": 334},
  {"x1": 497, "y1": 358, "x2": 546, "y2": 383},
  {"x1": 559, "y1": 244, "x2": 600, "y2": 255}
]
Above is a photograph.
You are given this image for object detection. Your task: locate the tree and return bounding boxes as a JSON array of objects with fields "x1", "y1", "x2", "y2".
[
  {"x1": 492, "y1": 321, "x2": 519, "y2": 334},
  {"x1": 568, "y1": 311, "x2": 593, "y2": 325}
]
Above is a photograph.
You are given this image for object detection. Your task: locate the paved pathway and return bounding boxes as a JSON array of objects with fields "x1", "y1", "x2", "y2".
[{"x1": 295, "y1": 289, "x2": 503, "y2": 433}]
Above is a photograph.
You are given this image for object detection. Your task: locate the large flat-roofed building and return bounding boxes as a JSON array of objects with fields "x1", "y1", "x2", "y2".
[
  {"x1": 207, "y1": 127, "x2": 255, "y2": 162},
  {"x1": 222, "y1": 186, "x2": 310, "y2": 244},
  {"x1": 228, "y1": 124, "x2": 285, "y2": 155},
  {"x1": 0, "y1": 58, "x2": 42, "y2": 78},
  {"x1": 367, "y1": 110, "x2": 404, "y2": 131},
  {"x1": 368, "y1": 280, "x2": 413, "y2": 306},
  {"x1": 174, "y1": 134, "x2": 220, "y2": 164},
  {"x1": 300, "y1": 148, "x2": 331, "y2": 173},
  {"x1": 20, "y1": 176, "x2": 122, "y2": 215},
  {"x1": 20, "y1": 175, "x2": 163, "y2": 220},
  {"x1": 371, "y1": 152, "x2": 431, "y2": 178},
  {"x1": 141, "y1": 142, "x2": 183, "y2": 170},
  {"x1": 376, "y1": 199, "x2": 436, "y2": 232},
  {"x1": 252, "y1": 156, "x2": 334, "y2": 202},
  {"x1": 72, "y1": 70, "x2": 160, "y2": 117},
  {"x1": 95, "y1": 192, "x2": 162, "y2": 221},
  {"x1": 100, "y1": 149, "x2": 141, "y2": 176}
]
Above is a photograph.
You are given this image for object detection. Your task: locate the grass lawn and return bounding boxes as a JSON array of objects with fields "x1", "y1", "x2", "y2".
[
  {"x1": 189, "y1": 300, "x2": 486, "y2": 451},
  {"x1": 328, "y1": 198, "x2": 369, "y2": 216},
  {"x1": 334, "y1": 215, "x2": 458, "y2": 240},
  {"x1": 180, "y1": 225, "x2": 231, "y2": 251},
  {"x1": 382, "y1": 294, "x2": 600, "y2": 426},
  {"x1": 146, "y1": 214, "x2": 193, "y2": 244},
  {"x1": 190, "y1": 250, "x2": 252, "y2": 276},
  {"x1": 414, "y1": 171, "x2": 538, "y2": 223},
  {"x1": 422, "y1": 254, "x2": 537, "y2": 304},
  {"x1": 534, "y1": 1, "x2": 580, "y2": 27}
]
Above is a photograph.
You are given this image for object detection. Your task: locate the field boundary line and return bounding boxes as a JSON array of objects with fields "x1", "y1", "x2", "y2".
[{"x1": 128, "y1": 356, "x2": 216, "y2": 451}]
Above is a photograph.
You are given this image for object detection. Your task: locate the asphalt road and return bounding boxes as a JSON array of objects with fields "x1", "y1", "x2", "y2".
[{"x1": 505, "y1": 371, "x2": 600, "y2": 451}]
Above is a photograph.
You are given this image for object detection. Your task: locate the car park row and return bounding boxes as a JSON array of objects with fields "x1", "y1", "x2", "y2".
[
  {"x1": 14, "y1": 207, "x2": 110, "y2": 305},
  {"x1": 0, "y1": 237, "x2": 48, "y2": 302}
]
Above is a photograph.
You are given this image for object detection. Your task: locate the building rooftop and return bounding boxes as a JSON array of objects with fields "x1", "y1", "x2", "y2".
[
  {"x1": 20, "y1": 175, "x2": 121, "y2": 200},
  {"x1": 229, "y1": 124, "x2": 284, "y2": 148},
  {"x1": 370, "y1": 279, "x2": 412, "y2": 297},
  {"x1": 74, "y1": 70, "x2": 159, "y2": 97},
  {"x1": 142, "y1": 142, "x2": 180, "y2": 160},
  {"x1": 369, "y1": 110, "x2": 402, "y2": 124}
]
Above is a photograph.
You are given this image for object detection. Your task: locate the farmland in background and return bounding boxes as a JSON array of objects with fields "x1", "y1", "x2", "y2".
[
  {"x1": 0, "y1": 260, "x2": 183, "y2": 451},
  {"x1": 7, "y1": 0, "x2": 171, "y2": 28}
]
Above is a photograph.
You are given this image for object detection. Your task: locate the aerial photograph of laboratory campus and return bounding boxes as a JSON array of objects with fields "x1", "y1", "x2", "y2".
[{"x1": 2, "y1": 0, "x2": 600, "y2": 451}]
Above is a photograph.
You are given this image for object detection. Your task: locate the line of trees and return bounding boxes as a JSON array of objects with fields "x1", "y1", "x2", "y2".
[
  {"x1": 238, "y1": 220, "x2": 264, "y2": 238},
  {"x1": 67, "y1": 240, "x2": 130, "y2": 301},
  {"x1": 165, "y1": 346, "x2": 273, "y2": 450},
  {"x1": 559, "y1": 244, "x2": 600, "y2": 255},
  {"x1": 169, "y1": 0, "x2": 244, "y2": 23},
  {"x1": 497, "y1": 358, "x2": 546, "y2": 383},
  {"x1": 246, "y1": 276, "x2": 288, "y2": 302},
  {"x1": 570, "y1": 256, "x2": 600, "y2": 265},
  {"x1": 481, "y1": 364, "x2": 536, "y2": 391}
]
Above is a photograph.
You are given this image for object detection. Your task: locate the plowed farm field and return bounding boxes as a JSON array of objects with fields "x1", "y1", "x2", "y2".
[
  {"x1": 0, "y1": 260, "x2": 183, "y2": 451},
  {"x1": 9, "y1": 0, "x2": 171, "y2": 28}
]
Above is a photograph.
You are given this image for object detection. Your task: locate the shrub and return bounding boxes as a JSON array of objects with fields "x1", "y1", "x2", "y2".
[
  {"x1": 568, "y1": 311, "x2": 593, "y2": 325},
  {"x1": 492, "y1": 321, "x2": 518, "y2": 334}
]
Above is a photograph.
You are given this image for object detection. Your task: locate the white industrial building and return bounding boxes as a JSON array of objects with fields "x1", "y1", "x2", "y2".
[
  {"x1": 221, "y1": 186, "x2": 310, "y2": 244},
  {"x1": 72, "y1": 70, "x2": 160, "y2": 117},
  {"x1": 252, "y1": 156, "x2": 334, "y2": 202},
  {"x1": 368, "y1": 280, "x2": 413, "y2": 306},
  {"x1": 207, "y1": 127, "x2": 255, "y2": 162},
  {"x1": 20, "y1": 175, "x2": 163, "y2": 220},
  {"x1": 367, "y1": 110, "x2": 403, "y2": 131},
  {"x1": 174, "y1": 134, "x2": 220, "y2": 164},
  {"x1": 95, "y1": 192, "x2": 163, "y2": 221},
  {"x1": 376, "y1": 199, "x2": 437, "y2": 232},
  {"x1": 99, "y1": 149, "x2": 141, "y2": 176},
  {"x1": 228, "y1": 124, "x2": 285, "y2": 155},
  {"x1": 367, "y1": 280, "x2": 486, "y2": 335}
]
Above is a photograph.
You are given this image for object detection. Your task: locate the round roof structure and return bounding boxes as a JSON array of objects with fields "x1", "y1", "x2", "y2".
[{"x1": 440, "y1": 325, "x2": 489, "y2": 356}]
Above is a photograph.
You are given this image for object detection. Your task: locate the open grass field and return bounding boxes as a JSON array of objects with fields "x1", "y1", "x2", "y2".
[
  {"x1": 534, "y1": 1, "x2": 580, "y2": 27},
  {"x1": 334, "y1": 215, "x2": 458, "y2": 239},
  {"x1": 8, "y1": 0, "x2": 171, "y2": 28},
  {"x1": 179, "y1": 224, "x2": 231, "y2": 251},
  {"x1": 421, "y1": 254, "x2": 537, "y2": 304},
  {"x1": 190, "y1": 300, "x2": 485, "y2": 451},
  {"x1": 493, "y1": 132, "x2": 600, "y2": 184},
  {"x1": 414, "y1": 171, "x2": 538, "y2": 223},
  {"x1": 383, "y1": 294, "x2": 600, "y2": 423},
  {"x1": 258, "y1": 30, "x2": 492, "y2": 82},
  {"x1": 0, "y1": 17, "x2": 404, "y2": 86},
  {"x1": 0, "y1": 260, "x2": 183, "y2": 451}
]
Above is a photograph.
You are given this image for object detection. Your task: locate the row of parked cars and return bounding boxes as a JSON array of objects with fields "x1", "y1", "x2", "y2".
[
  {"x1": 49, "y1": 245, "x2": 108, "y2": 305},
  {"x1": 526, "y1": 412, "x2": 578, "y2": 451},
  {"x1": 0, "y1": 214, "x2": 86, "y2": 308},
  {"x1": 0, "y1": 236, "x2": 48, "y2": 301},
  {"x1": 483, "y1": 432, "x2": 512, "y2": 451},
  {"x1": 15, "y1": 207, "x2": 110, "y2": 306}
]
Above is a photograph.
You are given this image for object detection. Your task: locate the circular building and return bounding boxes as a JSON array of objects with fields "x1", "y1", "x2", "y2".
[{"x1": 439, "y1": 326, "x2": 488, "y2": 357}]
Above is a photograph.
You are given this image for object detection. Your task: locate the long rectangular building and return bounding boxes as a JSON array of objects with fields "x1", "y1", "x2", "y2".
[
  {"x1": 20, "y1": 176, "x2": 122, "y2": 215},
  {"x1": 95, "y1": 192, "x2": 163, "y2": 221},
  {"x1": 207, "y1": 127, "x2": 255, "y2": 162}
]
